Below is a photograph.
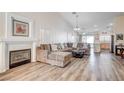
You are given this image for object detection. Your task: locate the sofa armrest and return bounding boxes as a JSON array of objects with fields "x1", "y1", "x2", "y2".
[{"x1": 36, "y1": 47, "x2": 49, "y2": 62}]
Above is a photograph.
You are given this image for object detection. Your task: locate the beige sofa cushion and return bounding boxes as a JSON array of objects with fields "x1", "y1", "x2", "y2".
[
  {"x1": 48, "y1": 52, "x2": 72, "y2": 62},
  {"x1": 40, "y1": 44, "x2": 45, "y2": 50},
  {"x1": 40, "y1": 44, "x2": 51, "y2": 53}
]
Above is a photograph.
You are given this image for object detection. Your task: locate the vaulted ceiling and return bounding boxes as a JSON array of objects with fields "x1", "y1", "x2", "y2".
[{"x1": 60, "y1": 12, "x2": 124, "y2": 34}]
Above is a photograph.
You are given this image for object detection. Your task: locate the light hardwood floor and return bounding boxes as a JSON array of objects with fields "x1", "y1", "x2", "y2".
[{"x1": 0, "y1": 51, "x2": 124, "y2": 81}]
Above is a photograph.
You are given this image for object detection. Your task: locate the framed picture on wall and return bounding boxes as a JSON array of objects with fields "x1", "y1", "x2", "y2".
[
  {"x1": 116, "y1": 34, "x2": 123, "y2": 40},
  {"x1": 12, "y1": 18, "x2": 29, "y2": 36}
]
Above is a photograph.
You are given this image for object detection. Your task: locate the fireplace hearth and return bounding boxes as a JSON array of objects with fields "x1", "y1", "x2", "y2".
[{"x1": 9, "y1": 49, "x2": 31, "y2": 68}]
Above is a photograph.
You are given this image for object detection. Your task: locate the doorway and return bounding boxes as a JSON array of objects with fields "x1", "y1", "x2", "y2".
[
  {"x1": 100, "y1": 35, "x2": 111, "y2": 52},
  {"x1": 86, "y1": 36, "x2": 94, "y2": 48}
]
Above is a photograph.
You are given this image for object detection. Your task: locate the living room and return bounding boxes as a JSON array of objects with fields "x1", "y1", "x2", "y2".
[
  {"x1": 1, "y1": 0, "x2": 124, "y2": 92},
  {"x1": 0, "y1": 12, "x2": 124, "y2": 81}
]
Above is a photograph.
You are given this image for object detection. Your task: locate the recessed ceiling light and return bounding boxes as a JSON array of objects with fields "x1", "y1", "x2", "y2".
[
  {"x1": 94, "y1": 29, "x2": 99, "y2": 31},
  {"x1": 94, "y1": 25, "x2": 98, "y2": 27},
  {"x1": 82, "y1": 33, "x2": 86, "y2": 35},
  {"x1": 109, "y1": 23, "x2": 113, "y2": 26}
]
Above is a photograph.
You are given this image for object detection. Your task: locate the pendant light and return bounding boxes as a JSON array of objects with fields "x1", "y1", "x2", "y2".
[{"x1": 73, "y1": 13, "x2": 80, "y2": 31}]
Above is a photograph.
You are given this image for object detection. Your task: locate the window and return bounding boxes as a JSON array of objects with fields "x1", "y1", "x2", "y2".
[
  {"x1": 87, "y1": 36, "x2": 94, "y2": 44},
  {"x1": 82, "y1": 36, "x2": 94, "y2": 43},
  {"x1": 100, "y1": 35, "x2": 111, "y2": 43}
]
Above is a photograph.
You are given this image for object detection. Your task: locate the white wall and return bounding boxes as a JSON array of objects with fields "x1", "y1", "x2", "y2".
[
  {"x1": 113, "y1": 16, "x2": 124, "y2": 45},
  {"x1": 11, "y1": 12, "x2": 77, "y2": 45},
  {"x1": 0, "y1": 12, "x2": 78, "y2": 44},
  {"x1": 0, "y1": 13, "x2": 5, "y2": 38}
]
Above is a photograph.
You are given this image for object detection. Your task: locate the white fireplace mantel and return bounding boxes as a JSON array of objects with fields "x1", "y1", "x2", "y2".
[
  {"x1": 0, "y1": 38, "x2": 37, "y2": 43},
  {"x1": 0, "y1": 37, "x2": 37, "y2": 73}
]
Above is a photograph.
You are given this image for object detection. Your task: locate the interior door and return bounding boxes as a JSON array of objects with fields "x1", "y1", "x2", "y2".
[{"x1": 111, "y1": 35, "x2": 114, "y2": 53}]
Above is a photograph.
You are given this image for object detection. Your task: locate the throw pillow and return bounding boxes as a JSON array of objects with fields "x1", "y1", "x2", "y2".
[
  {"x1": 73, "y1": 43, "x2": 77, "y2": 48},
  {"x1": 51, "y1": 44, "x2": 58, "y2": 51}
]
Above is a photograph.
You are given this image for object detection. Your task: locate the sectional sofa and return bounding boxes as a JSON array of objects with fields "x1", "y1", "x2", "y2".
[{"x1": 36, "y1": 43, "x2": 90, "y2": 67}]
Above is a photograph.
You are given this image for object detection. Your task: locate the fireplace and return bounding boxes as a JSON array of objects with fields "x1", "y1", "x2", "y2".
[{"x1": 9, "y1": 49, "x2": 31, "y2": 68}]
